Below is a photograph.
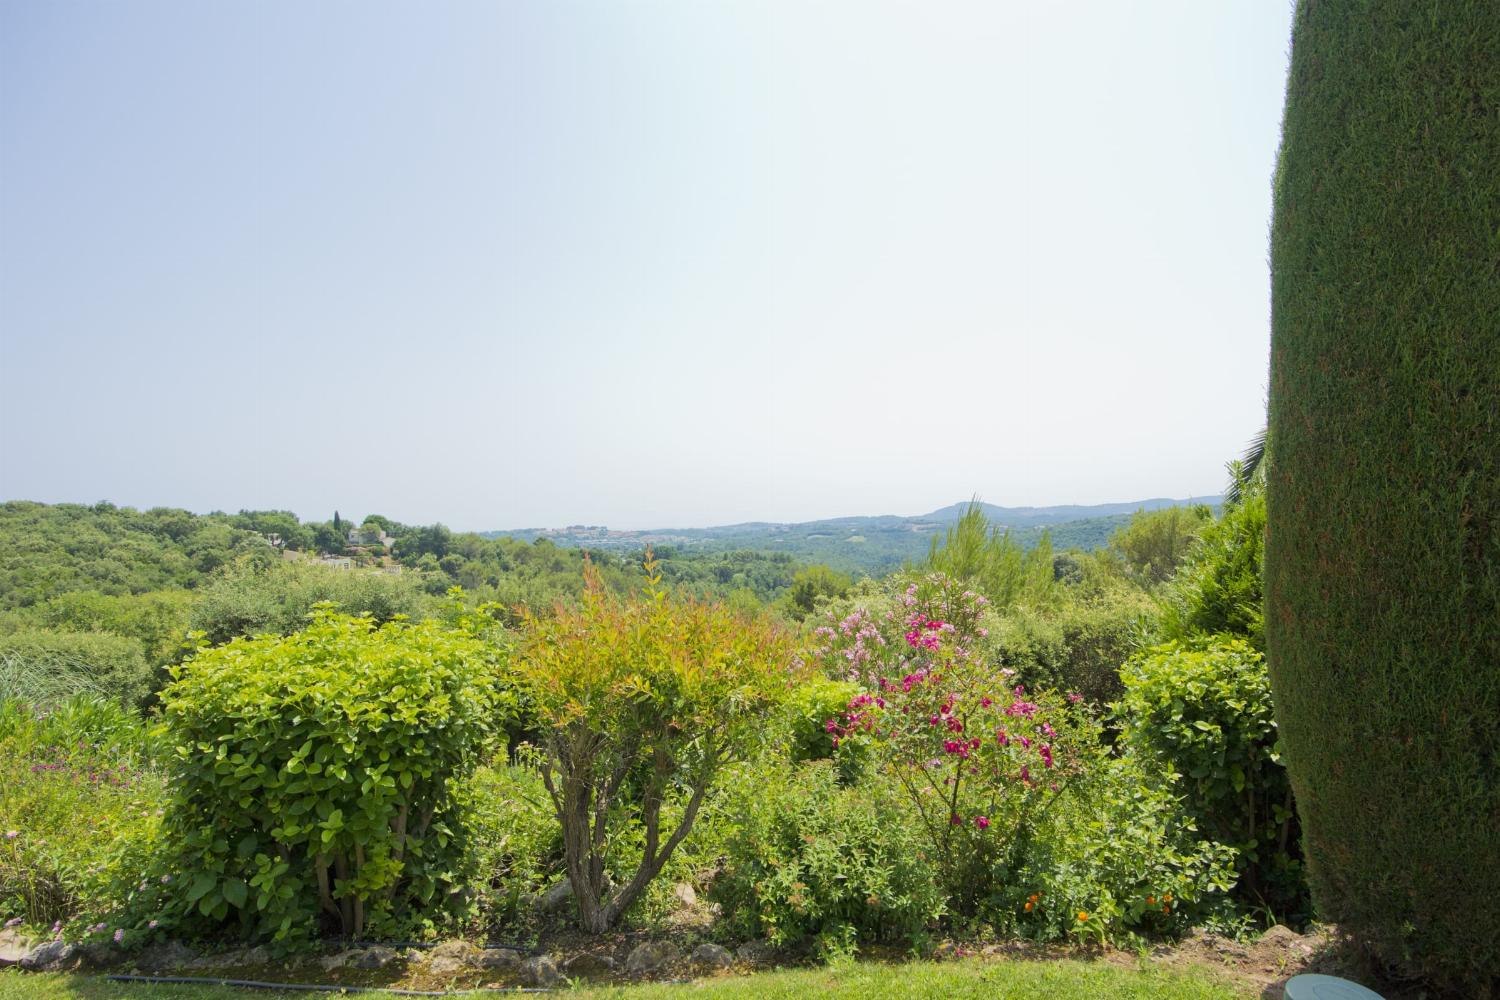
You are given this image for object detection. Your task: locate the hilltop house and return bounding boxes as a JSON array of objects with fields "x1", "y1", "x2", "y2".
[{"x1": 346, "y1": 527, "x2": 396, "y2": 550}]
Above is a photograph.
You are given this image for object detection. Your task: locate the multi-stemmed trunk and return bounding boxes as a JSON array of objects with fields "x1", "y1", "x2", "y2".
[{"x1": 541, "y1": 723, "x2": 720, "y2": 934}]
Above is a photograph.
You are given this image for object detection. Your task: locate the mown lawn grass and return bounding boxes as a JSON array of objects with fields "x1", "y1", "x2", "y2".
[{"x1": 2, "y1": 958, "x2": 1250, "y2": 999}]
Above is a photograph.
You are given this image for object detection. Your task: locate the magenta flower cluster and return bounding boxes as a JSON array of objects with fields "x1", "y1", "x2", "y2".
[
  {"x1": 809, "y1": 573, "x2": 1087, "y2": 875},
  {"x1": 26, "y1": 760, "x2": 134, "y2": 786},
  {"x1": 811, "y1": 608, "x2": 887, "y2": 683}
]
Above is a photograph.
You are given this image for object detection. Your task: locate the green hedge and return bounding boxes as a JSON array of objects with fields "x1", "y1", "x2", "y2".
[
  {"x1": 986, "y1": 590, "x2": 1154, "y2": 705},
  {"x1": 1266, "y1": 1, "x2": 1500, "y2": 992}
]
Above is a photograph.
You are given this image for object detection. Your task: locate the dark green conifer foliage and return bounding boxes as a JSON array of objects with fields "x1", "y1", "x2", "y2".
[{"x1": 1266, "y1": 2, "x2": 1499, "y2": 992}]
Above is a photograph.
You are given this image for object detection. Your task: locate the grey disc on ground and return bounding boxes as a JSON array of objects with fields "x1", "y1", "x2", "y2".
[{"x1": 1283, "y1": 974, "x2": 1385, "y2": 1000}]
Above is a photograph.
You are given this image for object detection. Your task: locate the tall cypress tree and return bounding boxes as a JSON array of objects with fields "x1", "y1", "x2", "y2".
[{"x1": 1266, "y1": 2, "x2": 1499, "y2": 993}]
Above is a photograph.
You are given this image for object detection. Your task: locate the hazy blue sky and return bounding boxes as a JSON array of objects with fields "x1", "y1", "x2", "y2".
[{"x1": 0, "y1": 1, "x2": 1294, "y2": 530}]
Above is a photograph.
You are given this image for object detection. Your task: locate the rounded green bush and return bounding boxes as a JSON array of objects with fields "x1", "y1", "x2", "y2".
[
  {"x1": 157, "y1": 607, "x2": 506, "y2": 943},
  {"x1": 1116, "y1": 639, "x2": 1302, "y2": 919},
  {"x1": 710, "y1": 759, "x2": 945, "y2": 956},
  {"x1": 1267, "y1": 2, "x2": 1500, "y2": 990}
]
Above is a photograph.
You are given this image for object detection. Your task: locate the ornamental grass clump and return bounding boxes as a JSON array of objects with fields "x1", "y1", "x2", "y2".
[
  {"x1": 155, "y1": 606, "x2": 505, "y2": 943},
  {"x1": 518, "y1": 553, "x2": 801, "y2": 934}
]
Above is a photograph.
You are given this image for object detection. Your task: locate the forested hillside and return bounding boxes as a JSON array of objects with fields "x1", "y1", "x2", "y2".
[
  {"x1": 0, "y1": 501, "x2": 814, "y2": 615},
  {"x1": 486, "y1": 496, "x2": 1219, "y2": 576},
  {"x1": 2, "y1": 477, "x2": 1297, "y2": 984}
]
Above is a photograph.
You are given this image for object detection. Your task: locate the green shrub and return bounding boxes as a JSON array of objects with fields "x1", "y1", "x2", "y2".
[
  {"x1": 1108, "y1": 506, "x2": 1214, "y2": 587},
  {"x1": 156, "y1": 608, "x2": 505, "y2": 943},
  {"x1": 984, "y1": 590, "x2": 1155, "y2": 705},
  {"x1": 996, "y1": 753, "x2": 1239, "y2": 943},
  {"x1": 783, "y1": 676, "x2": 863, "y2": 776},
  {"x1": 1267, "y1": 2, "x2": 1500, "y2": 990},
  {"x1": 0, "y1": 630, "x2": 153, "y2": 708},
  {"x1": 985, "y1": 608, "x2": 1067, "y2": 689},
  {"x1": 1115, "y1": 639, "x2": 1302, "y2": 919},
  {"x1": 466, "y1": 754, "x2": 561, "y2": 932},
  {"x1": 0, "y1": 697, "x2": 165, "y2": 929},
  {"x1": 1053, "y1": 591, "x2": 1156, "y2": 705},
  {"x1": 1160, "y1": 494, "x2": 1264, "y2": 650},
  {"x1": 2, "y1": 590, "x2": 196, "y2": 668},
  {"x1": 710, "y1": 759, "x2": 945, "y2": 956},
  {"x1": 187, "y1": 560, "x2": 431, "y2": 646},
  {"x1": 518, "y1": 557, "x2": 801, "y2": 933}
]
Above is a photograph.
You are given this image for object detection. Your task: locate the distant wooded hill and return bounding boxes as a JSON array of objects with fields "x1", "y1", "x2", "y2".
[{"x1": 484, "y1": 497, "x2": 1221, "y2": 576}]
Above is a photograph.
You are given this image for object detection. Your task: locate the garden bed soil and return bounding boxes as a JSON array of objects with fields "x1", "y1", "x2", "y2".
[{"x1": 1134, "y1": 924, "x2": 1424, "y2": 1000}]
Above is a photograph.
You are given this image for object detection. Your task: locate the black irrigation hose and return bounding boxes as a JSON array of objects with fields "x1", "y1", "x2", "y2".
[
  {"x1": 322, "y1": 941, "x2": 539, "y2": 955},
  {"x1": 106, "y1": 974, "x2": 559, "y2": 996}
]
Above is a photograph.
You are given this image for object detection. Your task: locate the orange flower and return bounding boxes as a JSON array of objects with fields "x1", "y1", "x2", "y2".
[
  {"x1": 1028, "y1": 893, "x2": 1040, "y2": 902},
  {"x1": 1077, "y1": 911, "x2": 1089, "y2": 922},
  {"x1": 1163, "y1": 893, "x2": 1173, "y2": 903},
  {"x1": 1162, "y1": 904, "x2": 1172, "y2": 914},
  {"x1": 1146, "y1": 895, "x2": 1155, "y2": 905},
  {"x1": 1024, "y1": 901, "x2": 1034, "y2": 912}
]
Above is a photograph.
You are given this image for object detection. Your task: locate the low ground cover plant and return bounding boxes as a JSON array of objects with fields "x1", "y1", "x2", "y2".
[
  {"x1": 0, "y1": 697, "x2": 164, "y2": 929},
  {"x1": 710, "y1": 757, "x2": 945, "y2": 957}
]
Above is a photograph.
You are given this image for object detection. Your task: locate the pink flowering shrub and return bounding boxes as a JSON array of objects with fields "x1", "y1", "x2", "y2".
[
  {"x1": 813, "y1": 575, "x2": 1094, "y2": 912},
  {"x1": 809, "y1": 576, "x2": 989, "y2": 683},
  {"x1": 809, "y1": 607, "x2": 887, "y2": 684}
]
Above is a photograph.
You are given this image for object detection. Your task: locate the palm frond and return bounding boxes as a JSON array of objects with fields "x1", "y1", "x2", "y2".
[{"x1": 1224, "y1": 426, "x2": 1269, "y2": 508}]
